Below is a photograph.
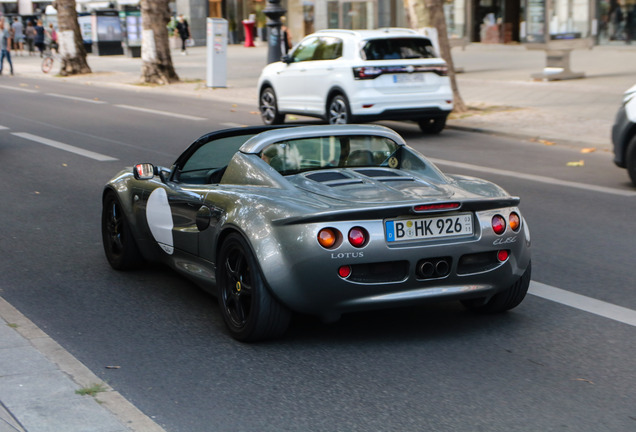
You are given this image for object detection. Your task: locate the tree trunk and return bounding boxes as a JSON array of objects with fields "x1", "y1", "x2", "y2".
[
  {"x1": 140, "y1": 0, "x2": 179, "y2": 84},
  {"x1": 403, "y1": 0, "x2": 467, "y2": 112},
  {"x1": 52, "y1": 0, "x2": 91, "y2": 76}
]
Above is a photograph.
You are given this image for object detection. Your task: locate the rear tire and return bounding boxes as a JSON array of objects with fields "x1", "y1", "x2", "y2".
[
  {"x1": 102, "y1": 192, "x2": 143, "y2": 270},
  {"x1": 217, "y1": 233, "x2": 291, "y2": 341},
  {"x1": 327, "y1": 94, "x2": 351, "y2": 124},
  {"x1": 260, "y1": 87, "x2": 285, "y2": 125},
  {"x1": 626, "y1": 135, "x2": 636, "y2": 186},
  {"x1": 462, "y1": 262, "x2": 531, "y2": 313},
  {"x1": 418, "y1": 116, "x2": 447, "y2": 134}
]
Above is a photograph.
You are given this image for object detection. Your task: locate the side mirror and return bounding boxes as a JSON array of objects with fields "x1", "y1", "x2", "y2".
[
  {"x1": 282, "y1": 54, "x2": 292, "y2": 64},
  {"x1": 133, "y1": 163, "x2": 156, "y2": 180}
]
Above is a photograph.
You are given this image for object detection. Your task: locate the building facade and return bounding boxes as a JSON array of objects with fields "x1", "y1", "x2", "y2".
[{"x1": 2, "y1": 0, "x2": 635, "y2": 47}]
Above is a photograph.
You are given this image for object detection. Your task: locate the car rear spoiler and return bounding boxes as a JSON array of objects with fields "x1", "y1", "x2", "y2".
[{"x1": 272, "y1": 197, "x2": 521, "y2": 225}]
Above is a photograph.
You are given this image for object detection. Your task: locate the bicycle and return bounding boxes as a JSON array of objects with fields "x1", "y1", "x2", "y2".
[{"x1": 41, "y1": 47, "x2": 61, "y2": 74}]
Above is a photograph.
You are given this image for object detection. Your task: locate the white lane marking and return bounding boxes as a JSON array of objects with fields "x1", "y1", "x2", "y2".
[
  {"x1": 0, "y1": 125, "x2": 8, "y2": 130},
  {"x1": 115, "y1": 104, "x2": 206, "y2": 121},
  {"x1": 46, "y1": 93, "x2": 107, "y2": 104},
  {"x1": 529, "y1": 281, "x2": 636, "y2": 327},
  {"x1": 12, "y1": 132, "x2": 118, "y2": 162},
  {"x1": 0, "y1": 84, "x2": 39, "y2": 93},
  {"x1": 429, "y1": 158, "x2": 636, "y2": 197}
]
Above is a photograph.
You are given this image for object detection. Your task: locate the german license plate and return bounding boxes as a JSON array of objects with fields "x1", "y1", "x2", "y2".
[
  {"x1": 385, "y1": 213, "x2": 473, "y2": 242},
  {"x1": 393, "y1": 73, "x2": 426, "y2": 84}
]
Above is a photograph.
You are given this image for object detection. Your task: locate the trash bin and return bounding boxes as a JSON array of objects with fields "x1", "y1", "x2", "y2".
[{"x1": 242, "y1": 18, "x2": 255, "y2": 47}]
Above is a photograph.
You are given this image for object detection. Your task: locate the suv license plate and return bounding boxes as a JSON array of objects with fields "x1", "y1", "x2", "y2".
[
  {"x1": 393, "y1": 73, "x2": 426, "y2": 84},
  {"x1": 385, "y1": 214, "x2": 473, "y2": 242}
]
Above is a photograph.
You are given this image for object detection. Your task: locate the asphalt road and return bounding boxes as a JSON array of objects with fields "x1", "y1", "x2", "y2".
[{"x1": 1, "y1": 78, "x2": 635, "y2": 432}]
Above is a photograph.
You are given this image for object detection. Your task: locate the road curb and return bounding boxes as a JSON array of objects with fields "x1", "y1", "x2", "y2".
[{"x1": 0, "y1": 296, "x2": 166, "y2": 432}]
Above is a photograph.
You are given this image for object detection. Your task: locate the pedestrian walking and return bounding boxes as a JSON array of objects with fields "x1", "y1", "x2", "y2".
[
  {"x1": 11, "y1": 17, "x2": 24, "y2": 56},
  {"x1": 0, "y1": 18, "x2": 14, "y2": 76},
  {"x1": 25, "y1": 21, "x2": 36, "y2": 56},
  {"x1": 34, "y1": 19, "x2": 45, "y2": 57},
  {"x1": 280, "y1": 17, "x2": 291, "y2": 55},
  {"x1": 176, "y1": 14, "x2": 191, "y2": 55},
  {"x1": 47, "y1": 23, "x2": 58, "y2": 53}
]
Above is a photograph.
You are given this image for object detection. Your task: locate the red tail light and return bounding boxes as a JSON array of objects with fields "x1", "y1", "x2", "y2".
[
  {"x1": 348, "y1": 227, "x2": 368, "y2": 248},
  {"x1": 491, "y1": 215, "x2": 506, "y2": 235},
  {"x1": 353, "y1": 66, "x2": 383, "y2": 80},
  {"x1": 414, "y1": 202, "x2": 460, "y2": 212},
  {"x1": 338, "y1": 265, "x2": 352, "y2": 278},
  {"x1": 497, "y1": 250, "x2": 510, "y2": 262},
  {"x1": 353, "y1": 65, "x2": 448, "y2": 80}
]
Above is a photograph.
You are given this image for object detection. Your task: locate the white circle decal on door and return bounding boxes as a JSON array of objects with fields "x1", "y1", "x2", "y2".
[{"x1": 146, "y1": 188, "x2": 174, "y2": 255}]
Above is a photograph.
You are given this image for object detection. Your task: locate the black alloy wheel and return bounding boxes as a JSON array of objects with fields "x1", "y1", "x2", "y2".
[
  {"x1": 217, "y1": 233, "x2": 290, "y2": 341},
  {"x1": 327, "y1": 94, "x2": 351, "y2": 124},
  {"x1": 260, "y1": 87, "x2": 285, "y2": 125},
  {"x1": 101, "y1": 192, "x2": 143, "y2": 270}
]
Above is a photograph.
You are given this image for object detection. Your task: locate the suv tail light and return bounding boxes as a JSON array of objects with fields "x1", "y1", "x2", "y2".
[
  {"x1": 353, "y1": 66, "x2": 384, "y2": 80},
  {"x1": 353, "y1": 65, "x2": 449, "y2": 80}
]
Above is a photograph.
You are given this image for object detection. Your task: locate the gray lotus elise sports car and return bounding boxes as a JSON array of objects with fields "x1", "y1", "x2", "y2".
[{"x1": 102, "y1": 124, "x2": 531, "y2": 341}]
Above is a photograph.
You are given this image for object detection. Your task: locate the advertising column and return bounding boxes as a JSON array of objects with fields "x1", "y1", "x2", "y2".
[
  {"x1": 522, "y1": 0, "x2": 594, "y2": 80},
  {"x1": 206, "y1": 18, "x2": 228, "y2": 88}
]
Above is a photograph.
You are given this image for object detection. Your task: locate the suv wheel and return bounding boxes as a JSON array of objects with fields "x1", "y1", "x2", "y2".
[
  {"x1": 626, "y1": 135, "x2": 636, "y2": 186},
  {"x1": 327, "y1": 94, "x2": 351, "y2": 124},
  {"x1": 418, "y1": 117, "x2": 447, "y2": 134},
  {"x1": 260, "y1": 87, "x2": 285, "y2": 125}
]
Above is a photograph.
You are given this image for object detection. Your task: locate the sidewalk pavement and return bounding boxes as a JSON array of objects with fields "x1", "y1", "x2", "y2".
[{"x1": 1, "y1": 41, "x2": 635, "y2": 432}]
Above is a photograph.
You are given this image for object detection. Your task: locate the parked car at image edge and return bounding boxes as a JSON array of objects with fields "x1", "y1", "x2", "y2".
[
  {"x1": 257, "y1": 28, "x2": 454, "y2": 134},
  {"x1": 612, "y1": 84, "x2": 636, "y2": 185},
  {"x1": 102, "y1": 124, "x2": 531, "y2": 342}
]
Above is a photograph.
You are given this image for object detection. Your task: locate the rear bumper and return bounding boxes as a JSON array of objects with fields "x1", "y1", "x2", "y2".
[{"x1": 354, "y1": 107, "x2": 452, "y2": 123}]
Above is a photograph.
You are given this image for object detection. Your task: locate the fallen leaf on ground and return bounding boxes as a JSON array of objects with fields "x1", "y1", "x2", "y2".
[
  {"x1": 539, "y1": 139, "x2": 556, "y2": 146},
  {"x1": 573, "y1": 378, "x2": 594, "y2": 384},
  {"x1": 566, "y1": 160, "x2": 585, "y2": 167},
  {"x1": 581, "y1": 148, "x2": 596, "y2": 153}
]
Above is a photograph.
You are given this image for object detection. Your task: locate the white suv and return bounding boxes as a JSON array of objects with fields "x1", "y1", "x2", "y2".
[{"x1": 257, "y1": 28, "x2": 453, "y2": 133}]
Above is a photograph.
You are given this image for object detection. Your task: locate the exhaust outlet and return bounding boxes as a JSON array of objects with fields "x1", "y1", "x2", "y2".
[
  {"x1": 435, "y1": 259, "x2": 450, "y2": 276},
  {"x1": 419, "y1": 261, "x2": 435, "y2": 278},
  {"x1": 417, "y1": 257, "x2": 452, "y2": 279}
]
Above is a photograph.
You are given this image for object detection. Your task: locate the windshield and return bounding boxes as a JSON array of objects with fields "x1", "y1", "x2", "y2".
[{"x1": 259, "y1": 135, "x2": 401, "y2": 175}]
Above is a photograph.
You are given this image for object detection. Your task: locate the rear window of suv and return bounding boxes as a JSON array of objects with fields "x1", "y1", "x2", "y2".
[{"x1": 362, "y1": 38, "x2": 436, "y2": 60}]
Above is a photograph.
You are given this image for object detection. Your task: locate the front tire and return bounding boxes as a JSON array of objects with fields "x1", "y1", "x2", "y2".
[
  {"x1": 41, "y1": 56, "x2": 53, "y2": 74},
  {"x1": 327, "y1": 94, "x2": 351, "y2": 124},
  {"x1": 462, "y1": 262, "x2": 531, "y2": 313},
  {"x1": 625, "y1": 135, "x2": 636, "y2": 186},
  {"x1": 260, "y1": 87, "x2": 285, "y2": 125},
  {"x1": 217, "y1": 233, "x2": 291, "y2": 342},
  {"x1": 102, "y1": 192, "x2": 143, "y2": 270}
]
